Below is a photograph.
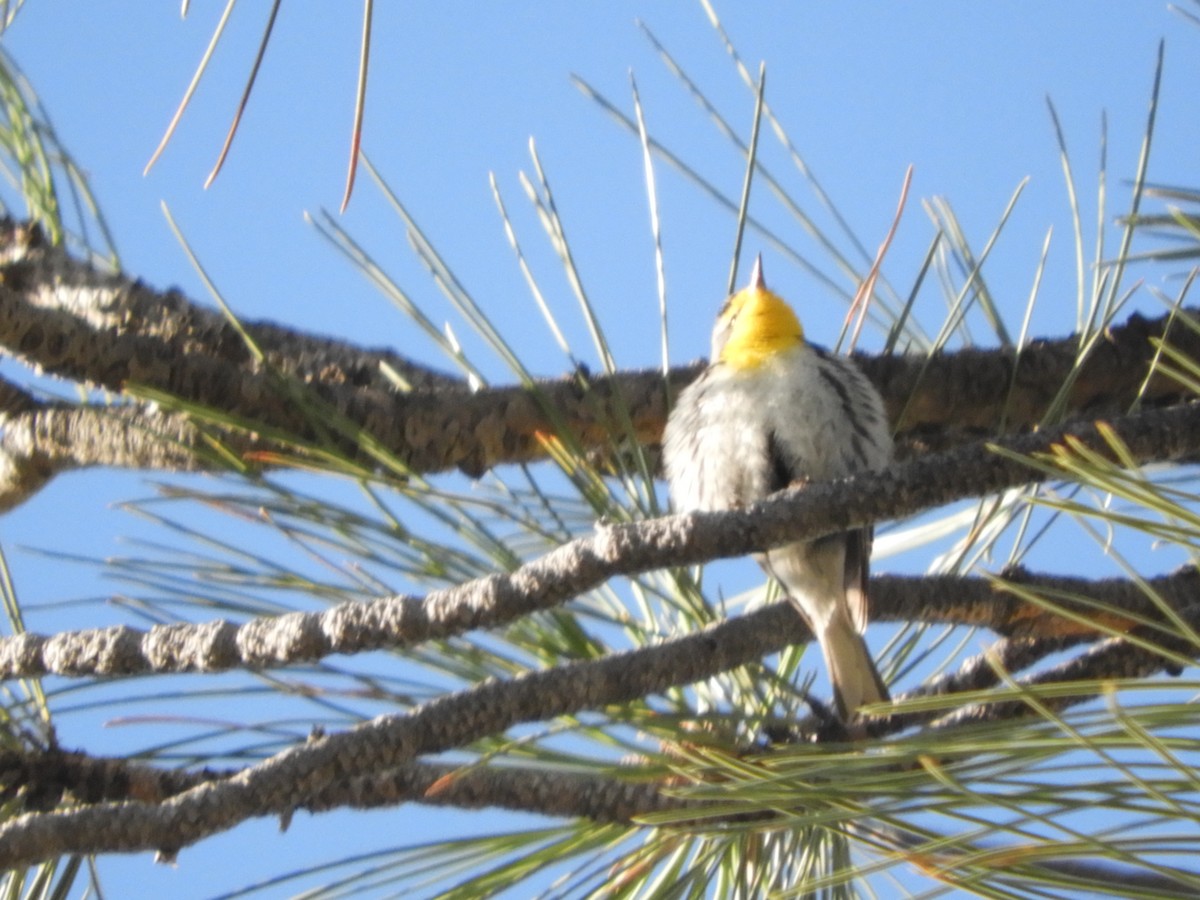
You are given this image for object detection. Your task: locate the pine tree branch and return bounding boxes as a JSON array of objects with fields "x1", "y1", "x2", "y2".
[
  {"x1": 0, "y1": 603, "x2": 784, "y2": 865},
  {"x1": 298, "y1": 760, "x2": 687, "y2": 824},
  {"x1": 0, "y1": 217, "x2": 1196, "y2": 501},
  {"x1": 0, "y1": 565, "x2": 1192, "y2": 683},
  {"x1": 0, "y1": 745, "x2": 227, "y2": 810},
  {"x1": 929, "y1": 605, "x2": 1200, "y2": 731},
  {"x1": 0, "y1": 399, "x2": 217, "y2": 511},
  {"x1": 0, "y1": 220, "x2": 457, "y2": 394},
  {"x1": 898, "y1": 633, "x2": 1091, "y2": 712},
  {"x1": 3, "y1": 402, "x2": 1199, "y2": 681},
  {"x1": 1, "y1": 582, "x2": 1193, "y2": 867},
  {"x1": 0, "y1": 744, "x2": 684, "y2": 826},
  {"x1": 11, "y1": 725, "x2": 1200, "y2": 900}
]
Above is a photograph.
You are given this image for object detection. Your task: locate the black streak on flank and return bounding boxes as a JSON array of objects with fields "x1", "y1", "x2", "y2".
[{"x1": 817, "y1": 362, "x2": 872, "y2": 444}]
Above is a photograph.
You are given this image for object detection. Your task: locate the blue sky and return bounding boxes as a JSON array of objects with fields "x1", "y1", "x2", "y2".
[{"x1": 2, "y1": 3, "x2": 1199, "y2": 896}]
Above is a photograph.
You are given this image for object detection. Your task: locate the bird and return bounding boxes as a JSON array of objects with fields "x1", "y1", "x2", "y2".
[{"x1": 662, "y1": 256, "x2": 892, "y2": 722}]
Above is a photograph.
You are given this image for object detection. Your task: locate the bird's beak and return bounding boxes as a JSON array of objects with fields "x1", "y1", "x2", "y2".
[{"x1": 749, "y1": 254, "x2": 766, "y2": 290}]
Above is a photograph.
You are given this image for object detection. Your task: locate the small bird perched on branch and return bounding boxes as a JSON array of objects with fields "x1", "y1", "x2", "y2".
[{"x1": 663, "y1": 256, "x2": 892, "y2": 722}]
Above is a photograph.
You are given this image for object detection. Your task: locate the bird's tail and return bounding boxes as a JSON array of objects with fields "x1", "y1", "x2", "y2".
[{"x1": 818, "y1": 617, "x2": 890, "y2": 721}]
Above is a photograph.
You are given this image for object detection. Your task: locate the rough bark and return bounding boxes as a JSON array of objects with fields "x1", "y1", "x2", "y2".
[
  {"x1": 3, "y1": 400, "x2": 1200, "y2": 681},
  {"x1": 0, "y1": 219, "x2": 1195, "y2": 508}
]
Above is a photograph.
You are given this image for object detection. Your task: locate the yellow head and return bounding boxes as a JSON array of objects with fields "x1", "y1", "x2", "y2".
[{"x1": 711, "y1": 256, "x2": 804, "y2": 370}]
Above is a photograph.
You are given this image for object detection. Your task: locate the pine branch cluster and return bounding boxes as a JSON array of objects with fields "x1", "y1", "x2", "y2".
[{"x1": 1, "y1": 220, "x2": 1199, "y2": 869}]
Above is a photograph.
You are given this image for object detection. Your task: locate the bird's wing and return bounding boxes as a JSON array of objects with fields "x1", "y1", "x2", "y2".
[
  {"x1": 843, "y1": 526, "x2": 873, "y2": 634},
  {"x1": 764, "y1": 429, "x2": 797, "y2": 494}
]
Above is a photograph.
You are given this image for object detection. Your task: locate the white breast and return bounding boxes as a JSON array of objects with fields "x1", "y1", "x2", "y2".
[{"x1": 663, "y1": 345, "x2": 890, "y2": 513}]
